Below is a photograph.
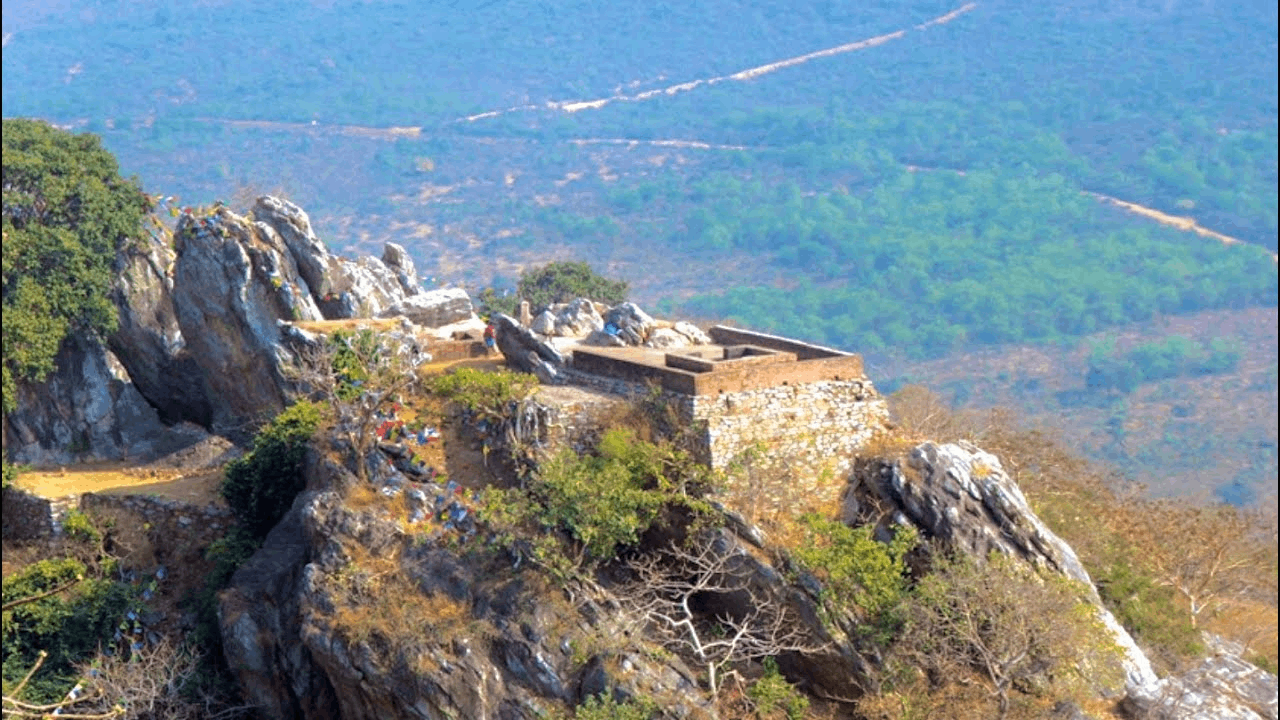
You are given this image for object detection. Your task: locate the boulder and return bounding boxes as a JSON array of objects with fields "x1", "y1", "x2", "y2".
[
  {"x1": 643, "y1": 327, "x2": 691, "y2": 349},
  {"x1": 673, "y1": 321, "x2": 711, "y2": 345},
  {"x1": 493, "y1": 314, "x2": 565, "y2": 374},
  {"x1": 553, "y1": 298, "x2": 603, "y2": 337},
  {"x1": 602, "y1": 303, "x2": 655, "y2": 346},
  {"x1": 378, "y1": 287, "x2": 474, "y2": 328},
  {"x1": 530, "y1": 310, "x2": 556, "y2": 336},
  {"x1": 381, "y1": 242, "x2": 420, "y2": 295},
  {"x1": 4, "y1": 334, "x2": 181, "y2": 466},
  {"x1": 848, "y1": 441, "x2": 1158, "y2": 691}
]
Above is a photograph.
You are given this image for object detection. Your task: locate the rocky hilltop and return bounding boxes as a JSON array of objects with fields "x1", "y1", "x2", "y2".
[
  {"x1": 4, "y1": 196, "x2": 474, "y2": 462},
  {"x1": 5, "y1": 196, "x2": 1274, "y2": 720}
]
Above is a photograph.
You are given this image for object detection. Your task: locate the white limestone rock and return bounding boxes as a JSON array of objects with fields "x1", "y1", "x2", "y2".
[{"x1": 553, "y1": 297, "x2": 604, "y2": 337}]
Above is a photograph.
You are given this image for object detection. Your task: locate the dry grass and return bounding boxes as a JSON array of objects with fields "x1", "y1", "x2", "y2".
[{"x1": 1207, "y1": 598, "x2": 1279, "y2": 670}]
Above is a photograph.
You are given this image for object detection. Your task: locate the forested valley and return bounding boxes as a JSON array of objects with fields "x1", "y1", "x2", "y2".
[{"x1": 3, "y1": 0, "x2": 1275, "y2": 500}]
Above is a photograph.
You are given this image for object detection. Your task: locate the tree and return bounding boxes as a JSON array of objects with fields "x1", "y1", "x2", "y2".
[
  {"x1": 2, "y1": 119, "x2": 150, "y2": 413},
  {"x1": 619, "y1": 541, "x2": 828, "y2": 695},
  {"x1": 1110, "y1": 499, "x2": 1275, "y2": 630},
  {"x1": 287, "y1": 329, "x2": 429, "y2": 483},
  {"x1": 516, "y1": 261, "x2": 628, "y2": 313},
  {"x1": 889, "y1": 553, "x2": 1117, "y2": 720}
]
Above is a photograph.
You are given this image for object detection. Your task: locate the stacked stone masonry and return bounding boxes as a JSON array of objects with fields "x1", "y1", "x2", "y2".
[{"x1": 555, "y1": 325, "x2": 889, "y2": 484}]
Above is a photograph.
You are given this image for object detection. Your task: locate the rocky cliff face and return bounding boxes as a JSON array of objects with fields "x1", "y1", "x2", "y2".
[
  {"x1": 846, "y1": 441, "x2": 1157, "y2": 689},
  {"x1": 219, "y1": 449, "x2": 712, "y2": 720},
  {"x1": 3, "y1": 333, "x2": 173, "y2": 466},
  {"x1": 5, "y1": 195, "x2": 474, "y2": 463}
]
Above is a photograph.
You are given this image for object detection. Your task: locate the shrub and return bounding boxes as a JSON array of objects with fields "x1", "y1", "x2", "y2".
[
  {"x1": 747, "y1": 657, "x2": 810, "y2": 719},
  {"x1": 61, "y1": 509, "x2": 101, "y2": 545},
  {"x1": 516, "y1": 261, "x2": 629, "y2": 312},
  {"x1": 572, "y1": 693, "x2": 657, "y2": 720},
  {"x1": 221, "y1": 400, "x2": 321, "y2": 538},
  {"x1": 529, "y1": 427, "x2": 670, "y2": 558},
  {"x1": 2, "y1": 558, "x2": 136, "y2": 703},
  {"x1": 791, "y1": 513, "x2": 916, "y2": 636},
  {"x1": 428, "y1": 367, "x2": 537, "y2": 417}
]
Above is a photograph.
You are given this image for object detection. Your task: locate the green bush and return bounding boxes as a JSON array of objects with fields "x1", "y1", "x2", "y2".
[
  {"x1": 480, "y1": 428, "x2": 711, "y2": 572},
  {"x1": 572, "y1": 693, "x2": 657, "y2": 720},
  {"x1": 747, "y1": 657, "x2": 810, "y2": 719},
  {"x1": 61, "y1": 509, "x2": 101, "y2": 545},
  {"x1": 2, "y1": 558, "x2": 136, "y2": 703},
  {"x1": 428, "y1": 367, "x2": 537, "y2": 417},
  {"x1": 221, "y1": 400, "x2": 321, "y2": 539},
  {"x1": 792, "y1": 514, "x2": 916, "y2": 636},
  {"x1": 516, "y1": 261, "x2": 629, "y2": 312}
]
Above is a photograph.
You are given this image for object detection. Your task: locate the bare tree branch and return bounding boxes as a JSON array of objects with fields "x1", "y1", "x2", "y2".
[{"x1": 619, "y1": 540, "x2": 828, "y2": 694}]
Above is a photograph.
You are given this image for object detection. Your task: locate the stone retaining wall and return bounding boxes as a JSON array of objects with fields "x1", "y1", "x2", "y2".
[
  {"x1": 80, "y1": 493, "x2": 233, "y2": 537},
  {"x1": 2, "y1": 488, "x2": 58, "y2": 541},
  {"x1": 549, "y1": 365, "x2": 888, "y2": 485},
  {"x1": 2, "y1": 486, "x2": 233, "y2": 546}
]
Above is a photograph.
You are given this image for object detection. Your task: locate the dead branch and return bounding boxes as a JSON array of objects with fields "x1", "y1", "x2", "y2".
[{"x1": 620, "y1": 540, "x2": 828, "y2": 694}]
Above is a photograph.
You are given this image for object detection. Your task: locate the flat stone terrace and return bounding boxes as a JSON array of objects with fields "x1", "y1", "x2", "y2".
[{"x1": 569, "y1": 326, "x2": 867, "y2": 396}]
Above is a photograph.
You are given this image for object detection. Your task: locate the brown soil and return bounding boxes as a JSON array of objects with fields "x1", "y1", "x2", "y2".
[
  {"x1": 12, "y1": 465, "x2": 227, "y2": 506},
  {"x1": 290, "y1": 317, "x2": 403, "y2": 333}
]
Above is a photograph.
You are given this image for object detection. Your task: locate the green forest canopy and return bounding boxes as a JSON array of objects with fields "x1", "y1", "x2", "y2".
[{"x1": 1, "y1": 118, "x2": 149, "y2": 412}]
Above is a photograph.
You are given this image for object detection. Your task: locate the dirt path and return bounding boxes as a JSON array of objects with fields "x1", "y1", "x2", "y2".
[
  {"x1": 1086, "y1": 192, "x2": 1278, "y2": 261},
  {"x1": 457, "y1": 2, "x2": 980, "y2": 123},
  {"x1": 12, "y1": 465, "x2": 226, "y2": 506}
]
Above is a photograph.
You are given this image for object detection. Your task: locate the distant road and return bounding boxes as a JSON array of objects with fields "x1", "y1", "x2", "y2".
[
  {"x1": 1084, "y1": 192, "x2": 1277, "y2": 261},
  {"x1": 455, "y1": 3, "x2": 980, "y2": 123}
]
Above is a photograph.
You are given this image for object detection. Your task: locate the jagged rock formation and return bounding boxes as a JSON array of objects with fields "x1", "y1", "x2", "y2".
[
  {"x1": 846, "y1": 441, "x2": 1158, "y2": 691},
  {"x1": 3, "y1": 333, "x2": 174, "y2": 465},
  {"x1": 1124, "y1": 636, "x2": 1278, "y2": 720},
  {"x1": 5, "y1": 195, "x2": 475, "y2": 462},
  {"x1": 110, "y1": 241, "x2": 212, "y2": 426},
  {"x1": 219, "y1": 449, "x2": 713, "y2": 720}
]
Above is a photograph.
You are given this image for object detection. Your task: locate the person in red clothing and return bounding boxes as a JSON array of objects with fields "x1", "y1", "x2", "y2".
[{"x1": 483, "y1": 320, "x2": 497, "y2": 355}]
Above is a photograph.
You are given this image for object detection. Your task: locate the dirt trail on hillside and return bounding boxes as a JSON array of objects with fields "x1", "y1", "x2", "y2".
[
  {"x1": 457, "y1": 3, "x2": 979, "y2": 123},
  {"x1": 905, "y1": 165, "x2": 1276, "y2": 261},
  {"x1": 1086, "y1": 192, "x2": 1278, "y2": 261}
]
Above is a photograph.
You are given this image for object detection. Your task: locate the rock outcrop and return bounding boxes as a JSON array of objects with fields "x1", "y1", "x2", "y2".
[
  {"x1": 4, "y1": 333, "x2": 177, "y2": 465},
  {"x1": 109, "y1": 240, "x2": 212, "y2": 426},
  {"x1": 6, "y1": 195, "x2": 477, "y2": 463},
  {"x1": 170, "y1": 207, "x2": 323, "y2": 436},
  {"x1": 846, "y1": 441, "x2": 1157, "y2": 690},
  {"x1": 493, "y1": 313, "x2": 566, "y2": 382},
  {"x1": 378, "y1": 287, "x2": 475, "y2": 327},
  {"x1": 220, "y1": 448, "x2": 714, "y2": 720},
  {"x1": 1123, "y1": 636, "x2": 1278, "y2": 720}
]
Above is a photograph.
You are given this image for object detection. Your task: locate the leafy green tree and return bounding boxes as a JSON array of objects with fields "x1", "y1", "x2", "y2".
[
  {"x1": 221, "y1": 400, "x2": 322, "y2": 538},
  {"x1": 516, "y1": 261, "x2": 628, "y2": 312},
  {"x1": 2, "y1": 120, "x2": 150, "y2": 413}
]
